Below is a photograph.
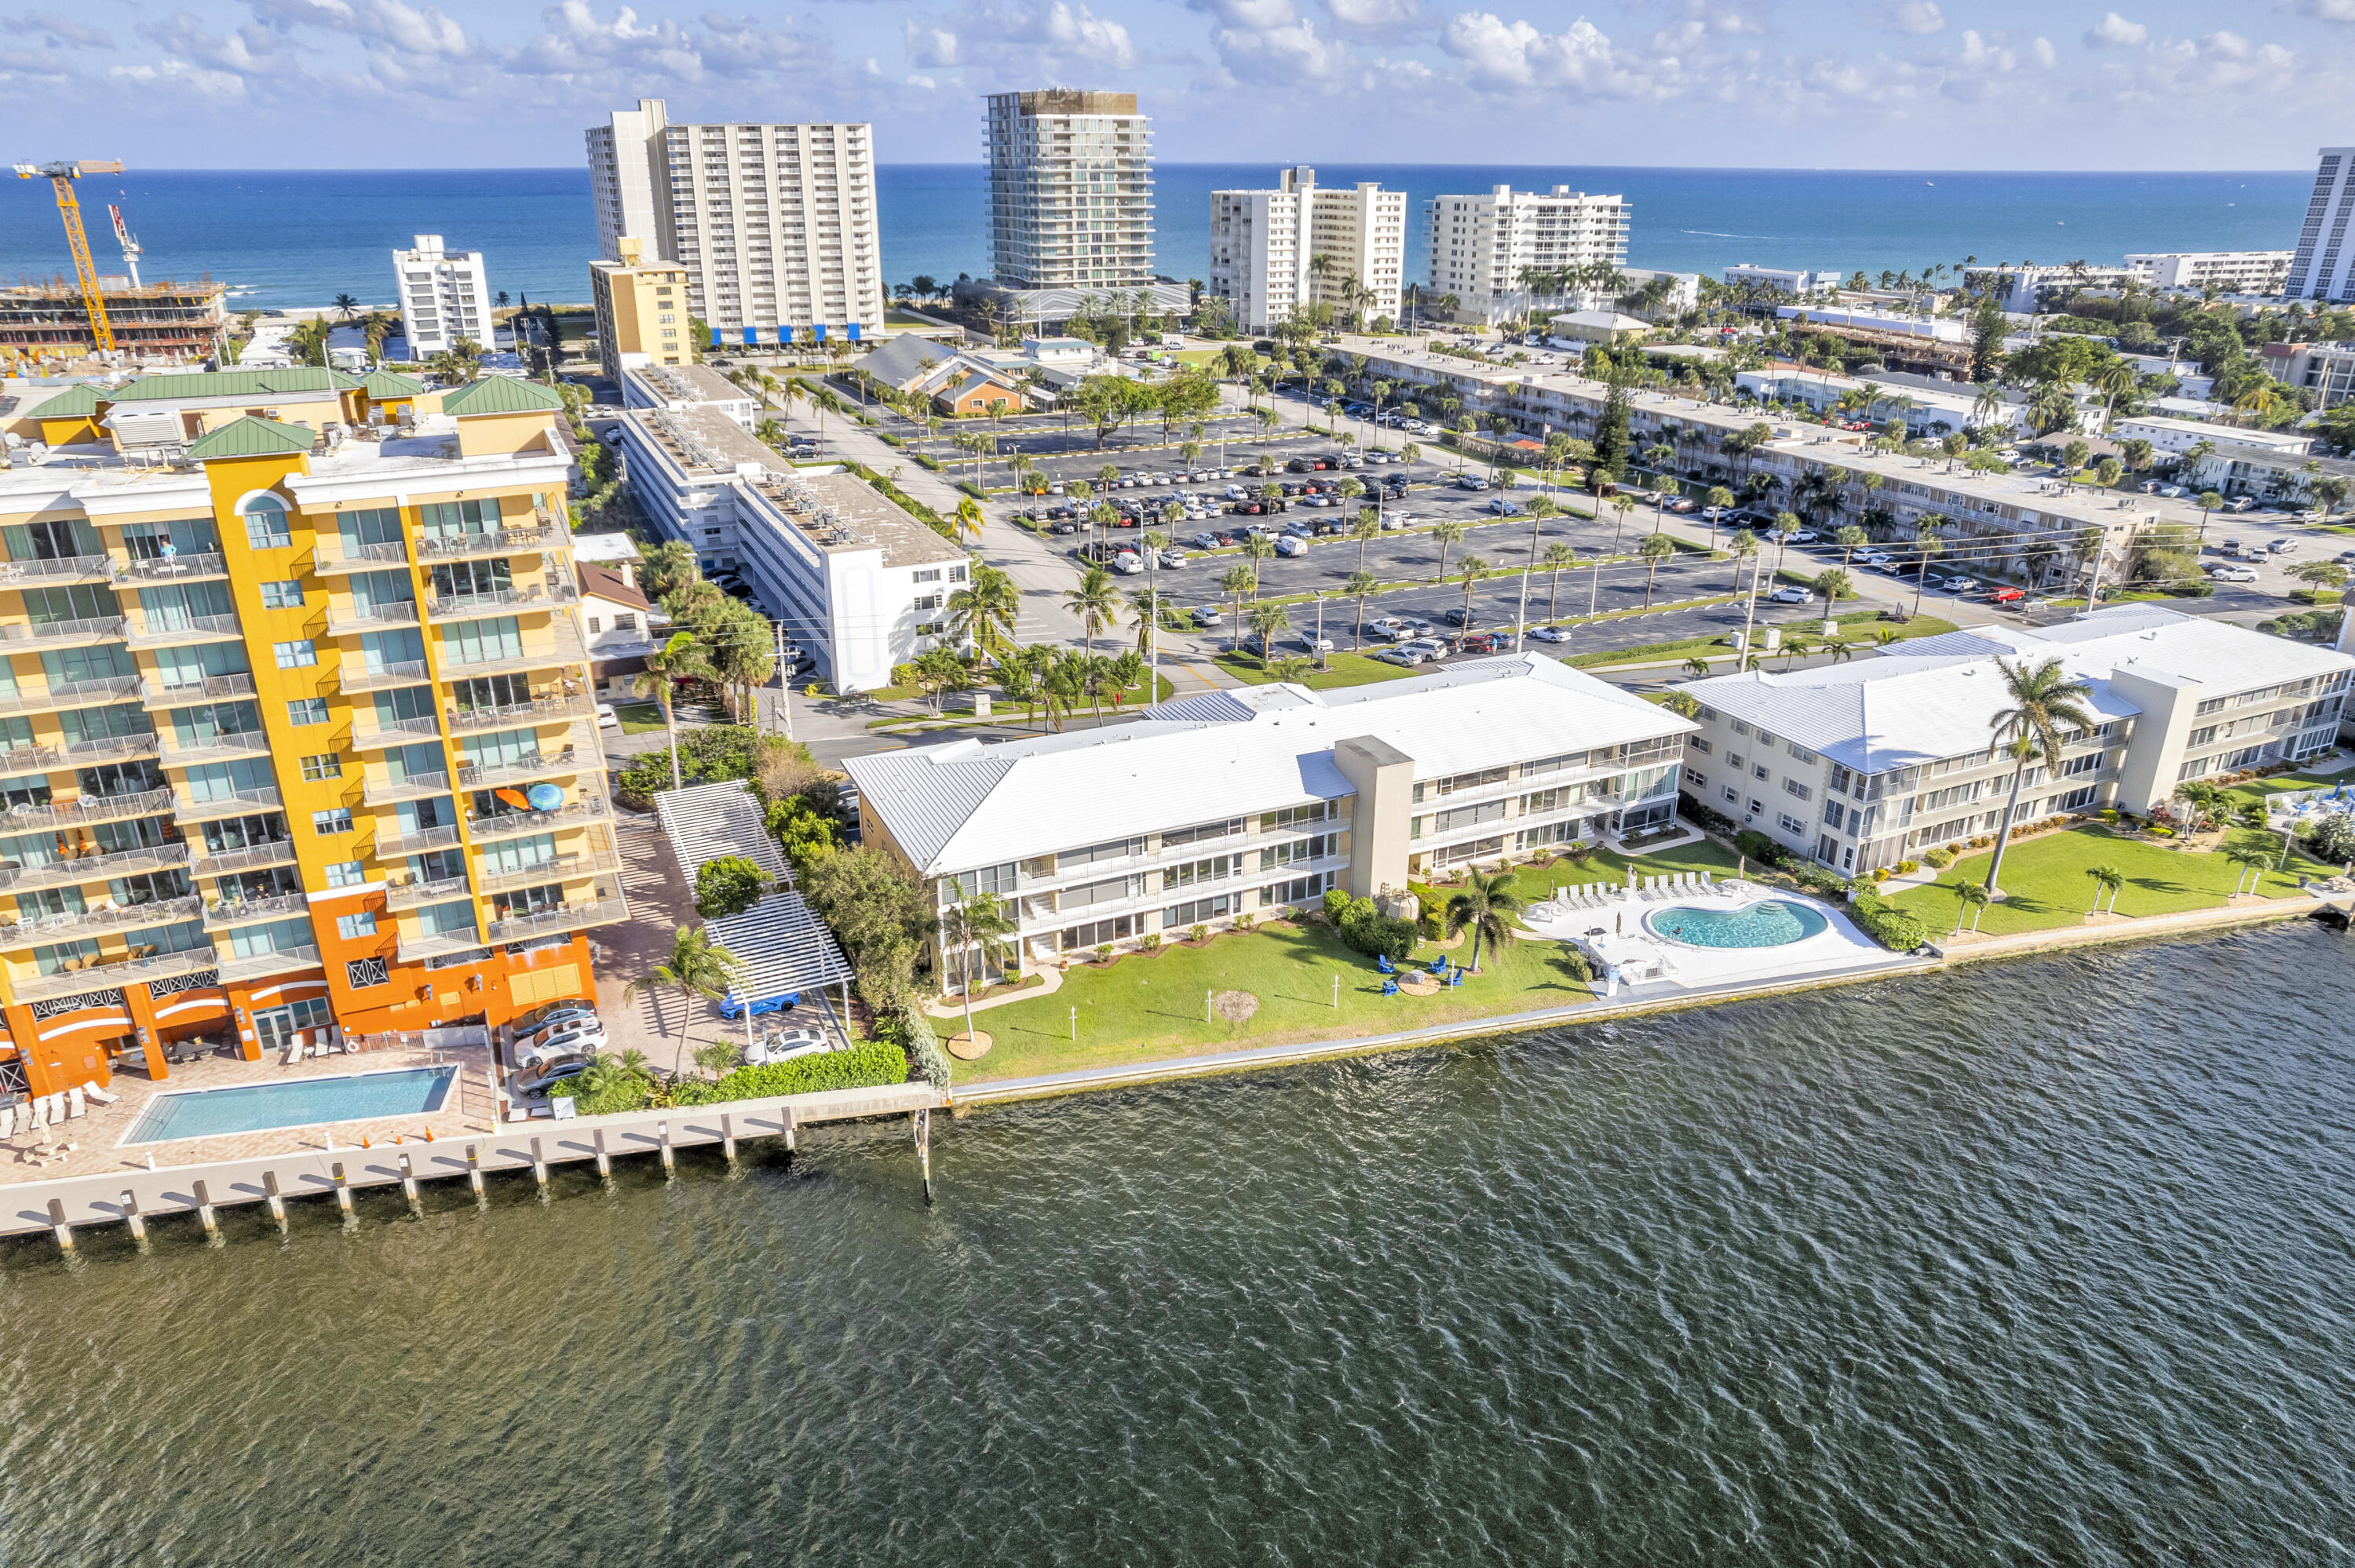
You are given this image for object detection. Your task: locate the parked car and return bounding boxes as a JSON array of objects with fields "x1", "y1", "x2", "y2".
[
  {"x1": 1529, "y1": 625, "x2": 1572, "y2": 643},
  {"x1": 1767, "y1": 585, "x2": 1813, "y2": 603}
]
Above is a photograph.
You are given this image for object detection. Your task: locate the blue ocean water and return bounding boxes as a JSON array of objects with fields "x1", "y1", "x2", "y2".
[{"x1": 0, "y1": 165, "x2": 2307, "y2": 311}]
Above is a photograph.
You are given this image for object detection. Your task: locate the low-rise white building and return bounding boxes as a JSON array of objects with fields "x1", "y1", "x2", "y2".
[
  {"x1": 844, "y1": 654, "x2": 1690, "y2": 978},
  {"x1": 1675, "y1": 607, "x2": 2352, "y2": 873}
]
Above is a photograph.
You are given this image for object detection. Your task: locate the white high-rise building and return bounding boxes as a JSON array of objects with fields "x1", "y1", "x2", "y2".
[
  {"x1": 2287, "y1": 148, "x2": 2355, "y2": 303},
  {"x1": 1208, "y1": 167, "x2": 1407, "y2": 334},
  {"x1": 391, "y1": 234, "x2": 490, "y2": 356},
  {"x1": 584, "y1": 99, "x2": 886, "y2": 344},
  {"x1": 985, "y1": 90, "x2": 1156, "y2": 290},
  {"x1": 1427, "y1": 184, "x2": 1630, "y2": 324}
]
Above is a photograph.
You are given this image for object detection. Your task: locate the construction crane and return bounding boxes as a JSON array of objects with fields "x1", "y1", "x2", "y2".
[{"x1": 11, "y1": 159, "x2": 125, "y2": 354}]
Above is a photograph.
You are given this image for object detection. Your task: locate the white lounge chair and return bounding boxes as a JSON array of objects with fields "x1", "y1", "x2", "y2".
[
  {"x1": 83, "y1": 1079, "x2": 116, "y2": 1105},
  {"x1": 66, "y1": 1087, "x2": 85, "y2": 1120}
]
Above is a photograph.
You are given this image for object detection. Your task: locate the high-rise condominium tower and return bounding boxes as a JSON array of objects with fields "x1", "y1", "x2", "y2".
[
  {"x1": 1209, "y1": 167, "x2": 1408, "y2": 334},
  {"x1": 1427, "y1": 185, "x2": 1630, "y2": 325},
  {"x1": 585, "y1": 98, "x2": 885, "y2": 343},
  {"x1": 2287, "y1": 148, "x2": 2355, "y2": 303},
  {"x1": 984, "y1": 91, "x2": 1155, "y2": 290}
]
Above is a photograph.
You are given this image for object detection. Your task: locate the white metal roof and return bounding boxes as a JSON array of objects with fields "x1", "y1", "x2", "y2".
[{"x1": 845, "y1": 652, "x2": 1692, "y2": 876}]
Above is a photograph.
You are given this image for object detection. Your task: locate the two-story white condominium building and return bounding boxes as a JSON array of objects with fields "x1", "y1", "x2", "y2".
[
  {"x1": 1428, "y1": 186, "x2": 1630, "y2": 326},
  {"x1": 844, "y1": 654, "x2": 1691, "y2": 979},
  {"x1": 1207, "y1": 167, "x2": 1408, "y2": 333},
  {"x1": 1675, "y1": 607, "x2": 2353, "y2": 875},
  {"x1": 392, "y1": 235, "x2": 491, "y2": 358}
]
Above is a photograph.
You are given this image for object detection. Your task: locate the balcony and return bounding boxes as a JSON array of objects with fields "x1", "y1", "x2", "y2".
[
  {"x1": 158, "y1": 729, "x2": 273, "y2": 768},
  {"x1": 385, "y1": 871, "x2": 473, "y2": 911},
  {"x1": 325, "y1": 599, "x2": 419, "y2": 637},
  {"x1": 0, "y1": 788, "x2": 177, "y2": 832},
  {"x1": 436, "y1": 633, "x2": 588, "y2": 681},
  {"x1": 415, "y1": 522, "x2": 567, "y2": 563},
  {"x1": 0, "y1": 674, "x2": 144, "y2": 718},
  {"x1": 217, "y1": 944, "x2": 323, "y2": 984},
  {"x1": 310, "y1": 539, "x2": 412, "y2": 575},
  {"x1": 171, "y1": 785, "x2": 283, "y2": 823},
  {"x1": 457, "y1": 745, "x2": 586, "y2": 791},
  {"x1": 351, "y1": 714, "x2": 444, "y2": 752},
  {"x1": 486, "y1": 892, "x2": 628, "y2": 944},
  {"x1": 0, "y1": 615, "x2": 128, "y2": 651},
  {"x1": 362, "y1": 769, "x2": 450, "y2": 807},
  {"x1": 396, "y1": 928, "x2": 485, "y2": 965},
  {"x1": 141, "y1": 673, "x2": 255, "y2": 709},
  {"x1": 118, "y1": 552, "x2": 229, "y2": 585},
  {"x1": 447, "y1": 691, "x2": 598, "y2": 735},
  {"x1": 338, "y1": 659, "x2": 432, "y2": 695},
  {"x1": 0, "y1": 841, "x2": 188, "y2": 895},
  {"x1": 469, "y1": 793, "x2": 608, "y2": 844},
  {"x1": 0, "y1": 553, "x2": 116, "y2": 586},
  {"x1": 375, "y1": 822, "x2": 462, "y2": 859},
  {"x1": 11, "y1": 946, "x2": 219, "y2": 1003},
  {"x1": 188, "y1": 838, "x2": 298, "y2": 877},
  {"x1": 202, "y1": 891, "x2": 311, "y2": 931},
  {"x1": 0, "y1": 895, "x2": 202, "y2": 950},
  {"x1": 125, "y1": 611, "x2": 243, "y2": 651},
  {"x1": 423, "y1": 582, "x2": 582, "y2": 625}
]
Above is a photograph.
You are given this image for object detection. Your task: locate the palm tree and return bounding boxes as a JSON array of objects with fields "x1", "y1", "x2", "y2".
[
  {"x1": 1442, "y1": 865, "x2": 1524, "y2": 974},
  {"x1": 635, "y1": 631, "x2": 714, "y2": 793},
  {"x1": 942, "y1": 892, "x2": 1017, "y2": 1044},
  {"x1": 2085, "y1": 863, "x2": 2124, "y2": 914},
  {"x1": 1062, "y1": 567, "x2": 1119, "y2": 655},
  {"x1": 1345, "y1": 570, "x2": 1378, "y2": 650},
  {"x1": 1981, "y1": 654, "x2": 2098, "y2": 899},
  {"x1": 1637, "y1": 532, "x2": 1677, "y2": 609},
  {"x1": 624, "y1": 924, "x2": 745, "y2": 1074},
  {"x1": 1953, "y1": 880, "x2": 1992, "y2": 935},
  {"x1": 1455, "y1": 556, "x2": 1488, "y2": 629},
  {"x1": 1430, "y1": 517, "x2": 1466, "y2": 584}
]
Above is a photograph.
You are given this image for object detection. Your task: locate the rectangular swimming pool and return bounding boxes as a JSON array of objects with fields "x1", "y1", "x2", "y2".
[{"x1": 120, "y1": 1066, "x2": 458, "y2": 1146}]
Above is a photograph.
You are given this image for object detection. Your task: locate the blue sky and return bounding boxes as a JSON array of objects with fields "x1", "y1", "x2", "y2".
[{"x1": 2, "y1": 1, "x2": 2339, "y2": 169}]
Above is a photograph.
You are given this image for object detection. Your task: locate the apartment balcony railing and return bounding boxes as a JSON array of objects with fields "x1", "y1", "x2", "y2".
[
  {"x1": 469, "y1": 794, "x2": 608, "y2": 844},
  {"x1": 0, "y1": 553, "x2": 116, "y2": 586},
  {"x1": 310, "y1": 539, "x2": 412, "y2": 575},
  {"x1": 11, "y1": 946, "x2": 219, "y2": 1003},
  {"x1": 0, "y1": 615, "x2": 128, "y2": 651},
  {"x1": 0, "y1": 674, "x2": 144, "y2": 719},
  {"x1": 485, "y1": 893, "x2": 628, "y2": 944},
  {"x1": 474, "y1": 848, "x2": 621, "y2": 895},
  {"x1": 0, "y1": 788, "x2": 177, "y2": 833},
  {"x1": 351, "y1": 715, "x2": 444, "y2": 752},
  {"x1": 141, "y1": 673, "x2": 255, "y2": 709},
  {"x1": 324, "y1": 600, "x2": 419, "y2": 637},
  {"x1": 125, "y1": 611, "x2": 243, "y2": 650},
  {"x1": 171, "y1": 785, "x2": 283, "y2": 823},
  {"x1": 361, "y1": 770, "x2": 450, "y2": 807},
  {"x1": 157, "y1": 729, "x2": 273, "y2": 768},
  {"x1": 375, "y1": 822, "x2": 462, "y2": 859},
  {"x1": 217, "y1": 945, "x2": 323, "y2": 984},
  {"x1": 0, "y1": 841, "x2": 188, "y2": 895},
  {"x1": 201, "y1": 891, "x2": 311, "y2": 931},
  {"x1": 338, "y1": 659, "x2": 432, "y2": 694},
  {"x1": 0, "y1": 895, "x2": 202, "y2": 949},
  {"x1": 415, "y1": 523, "x2": 566, "y2": 563},
  {"x1": 424, "y1": 582, "x2": 582, "y2": 624},
  {"x1": 447, "y1": 691, "x2": 597, "y2": 734},
  {"x1": 457, "y1": 746, "x2": 585, "y2": 791},
  {"x1": 384, "y1": 872, "x2": 473, "y2": 912},
  {"x1": 188, "y1": 839, "x2": 298, "y2": 877},
  {"x1": 436, "y1": 633, "x2": 588, "y2": 682},
  {"x1": 118, "y1": 552, "x2": 228, "y2": 585}
]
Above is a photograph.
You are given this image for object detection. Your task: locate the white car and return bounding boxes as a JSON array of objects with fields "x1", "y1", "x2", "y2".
[
  {"x1": 1529, "y1": 625, "x2": 1572, "y2": 643},
  {"x1": 1767, "y1": 585, "x2": 1813, "y2": 603}
]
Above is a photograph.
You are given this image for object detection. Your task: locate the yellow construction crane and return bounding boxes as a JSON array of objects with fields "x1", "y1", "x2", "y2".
[{"x1": 12, "y1": 159, "x2": 125, "y2": 354}]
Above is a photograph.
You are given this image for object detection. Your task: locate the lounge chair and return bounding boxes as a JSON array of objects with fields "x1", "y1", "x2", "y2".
[
  {"x1": 83, "y1": 1080, "x2": 115, "y2": 1105},
  {"x1": 66, "y1": 1087, "x2": 84, "y2": 1119}
]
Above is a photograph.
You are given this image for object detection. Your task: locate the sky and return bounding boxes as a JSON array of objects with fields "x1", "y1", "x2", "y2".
[{"x1": 0, "y1": 1, "x2": 2340, "y2": 170}]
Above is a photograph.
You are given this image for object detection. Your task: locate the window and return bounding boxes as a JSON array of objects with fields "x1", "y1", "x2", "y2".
[
  {"x1": 274, "y1": 640, "x2": 317, "y2": 669},
  {"x1": 259, "y1": 580, "x2": 305, "y2": 610},
  {"x1": 287, "y1": 698, "x2": 329, "y2": 727},
  {"x1": 1784, "y1": 779, "x2": 1812, "y2": 801},
  {"x1": 324, "y1": 860, "x2": 366, "y2": 888},
  {"x1": 346, "y1": 956, "x2": 389, "y2": 989},
  {"x1": 300, "y1": 753, "x2": 342, "y2": 782},
  {"x1": 243, "y1": 495, "x2": 292, "y2": 549},
  {"x1": 311, "y1": 807, "x2": 354, "y2": 835},
  {"x1": 335, "y1": 911, "x2": 378, "y2": 940}
]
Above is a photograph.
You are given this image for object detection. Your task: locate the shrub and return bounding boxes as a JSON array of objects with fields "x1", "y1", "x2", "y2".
[
  {"x1": 695, "y1": 855, "x2": 769, "y2": 919},
  {"x1": 1923, "y1": 847, "x2": 1955, "y2": 870}
]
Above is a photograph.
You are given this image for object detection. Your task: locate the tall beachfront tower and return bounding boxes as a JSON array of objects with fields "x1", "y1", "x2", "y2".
[
  {"x1": 2286, "y1": 148, "x2": 2355, "y2": 303},
  {"x1": 1208, "y1": 167, "x2": 1407, "y2": 334},
  {"x1": 984, "y1": 90, "x2": 1156, "y2": 291},
  {"x1": 392, "y1": 235, "x2": 491, "y2": 358},
  {"x1": 585, "y1": 99, "x2": 885, "y2": 346},
  {"x1": 0, "y1": 370, "x2": 618, "y2": 1096},
  {"x1": 1426, "y1": 184, "x2": 1630, "y2": 326}
]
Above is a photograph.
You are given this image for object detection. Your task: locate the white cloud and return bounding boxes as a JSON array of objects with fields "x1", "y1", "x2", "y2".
[
  {"x1": 1878, "y1": 1, "x2": 1944, "y2": 36},
  {"x1": 2083, "y1": 12, "x2": 2146, "y2": 49}
]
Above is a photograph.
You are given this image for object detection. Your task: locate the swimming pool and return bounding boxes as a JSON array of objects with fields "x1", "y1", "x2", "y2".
[
  {"x1": 119, "y1": 1066, "x2": 457, "y2": 1146},
  {"x1": 1645, "y1": 899, "x2": 1830, "y2": 949}
]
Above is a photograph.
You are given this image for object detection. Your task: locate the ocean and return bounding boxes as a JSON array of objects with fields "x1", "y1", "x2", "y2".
[{"x1": 0, "y1": 166, "x2": 2309, "y2": 312}]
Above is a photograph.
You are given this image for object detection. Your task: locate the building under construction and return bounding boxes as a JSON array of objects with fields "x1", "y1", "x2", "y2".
[{"x1": 0, "y1": 276, "x2": 228, "y2": 363}]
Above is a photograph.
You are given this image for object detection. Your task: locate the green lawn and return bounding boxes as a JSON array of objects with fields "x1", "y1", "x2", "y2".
[
  {"x1": 1883, "y1": 824, "x2": 2325, "y2": 937},
  {"x1": 611, "y1": 701, "x2": 667, "y2": 735},
  {"x1": 1214, "y1": 649, "x2": 1419, "y2": 690}
]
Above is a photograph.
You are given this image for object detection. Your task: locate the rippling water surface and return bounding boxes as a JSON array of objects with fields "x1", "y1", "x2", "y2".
[{"x1": 5, "y1": 926, "x2": 2353, "y2": 1565}]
